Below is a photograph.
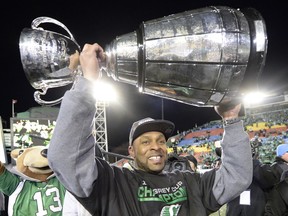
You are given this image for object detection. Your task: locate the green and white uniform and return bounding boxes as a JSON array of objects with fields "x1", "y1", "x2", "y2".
[{"x1": 0, "y1": 167, "x2": 66, "y2": 216}]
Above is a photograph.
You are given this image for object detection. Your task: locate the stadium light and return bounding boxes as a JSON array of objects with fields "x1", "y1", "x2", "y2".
[
  {"x1": 92, "y1": 80, "x2": 118, "y2": 102},
  {"x1": 243, "y1": 91, "x2": 267, "y2": 106}
]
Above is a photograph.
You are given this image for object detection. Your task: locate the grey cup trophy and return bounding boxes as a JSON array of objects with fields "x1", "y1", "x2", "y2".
[{"x1": 19, "y1": 6, "x2": 268, "y2": 107}]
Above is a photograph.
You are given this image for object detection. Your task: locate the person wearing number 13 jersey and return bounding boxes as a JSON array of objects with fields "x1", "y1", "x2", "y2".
[{"x1": 0, "y1": 146, "x2": 66, "y2": 215}]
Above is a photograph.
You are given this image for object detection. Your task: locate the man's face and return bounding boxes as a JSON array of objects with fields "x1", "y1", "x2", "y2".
[{"x1": 128, "y1": 131, "x2": 168, "y2": 174}]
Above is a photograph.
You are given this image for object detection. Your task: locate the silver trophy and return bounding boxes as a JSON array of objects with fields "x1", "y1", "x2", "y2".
[{"x1": 19, "y1": 6, "x2": 268, "y2": 106}]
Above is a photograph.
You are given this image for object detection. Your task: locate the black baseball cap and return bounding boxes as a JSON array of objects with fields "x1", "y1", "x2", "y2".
[{"x1": 129, "y1": 117, "x2": 175, "y2": 146}]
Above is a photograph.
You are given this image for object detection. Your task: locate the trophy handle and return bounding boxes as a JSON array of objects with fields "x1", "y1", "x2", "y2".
[
  {"x1": 31, "y1": 16, "x2": 80, "y2": 49},
  {"x1": 34, "y1": 89, "x2": 63, "y2": 106},
  {"x1": 34, "y1": 78, "x2": 78, "y2": 106}
]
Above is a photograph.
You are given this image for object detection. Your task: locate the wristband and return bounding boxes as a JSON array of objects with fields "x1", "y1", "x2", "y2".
[{"x1": 223, "y1": 117, "x2": 241, "y2": 126}]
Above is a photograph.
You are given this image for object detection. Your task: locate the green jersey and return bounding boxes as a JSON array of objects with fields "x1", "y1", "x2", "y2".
[{"x1": 0, "y1": 168, "x2": 66, "y2": 216}]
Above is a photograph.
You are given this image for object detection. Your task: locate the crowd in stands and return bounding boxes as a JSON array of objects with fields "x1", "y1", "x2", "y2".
[{"x1": 170, "y1": 108, "x2": 288, "y2": 168}]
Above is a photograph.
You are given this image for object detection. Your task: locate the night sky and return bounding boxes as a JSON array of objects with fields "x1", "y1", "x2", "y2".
[{"x1": 2, "y1": 1, "x2": 288, "y2": 154}]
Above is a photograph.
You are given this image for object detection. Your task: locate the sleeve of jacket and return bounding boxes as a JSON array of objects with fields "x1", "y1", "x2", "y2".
[
  {"x1": 48, "y1": 77, "x2": 98, "y2": 197},
  {"x1": 212, "y1": 121, "x2": 253, "y2": 205},
  {"x1": 264, "y1": 179, "x2": 288, "y2": 215},
  {"x1": 278, "y1": 178, "x2": 288, "y2": 208}
]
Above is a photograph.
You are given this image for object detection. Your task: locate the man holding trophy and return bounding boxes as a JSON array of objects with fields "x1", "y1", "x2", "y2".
[{"x1": 47, "y1": 43, "x2": 253, "y2": 215}]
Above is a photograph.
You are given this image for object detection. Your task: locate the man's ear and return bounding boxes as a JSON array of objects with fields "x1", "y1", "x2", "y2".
[{"x1": 128, "y1": 145, "x2": 135, "y2": 158}]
